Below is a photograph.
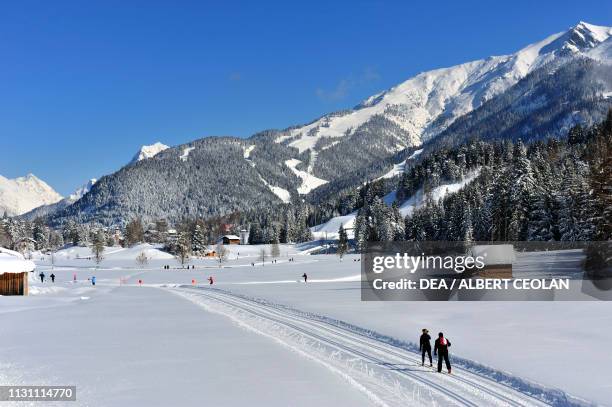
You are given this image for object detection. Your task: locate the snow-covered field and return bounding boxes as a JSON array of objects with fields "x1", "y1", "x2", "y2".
[{"x1": 1, "y1": 244, "x2": 610, "y2": 406}]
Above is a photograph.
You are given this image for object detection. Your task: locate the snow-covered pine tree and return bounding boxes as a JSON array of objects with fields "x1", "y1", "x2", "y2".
[
  {"x1": 353, "y1": 207, "x2": 370, "y2": 251},
  {"x1": 390, "y1": 202, "x2": 405, "y2": 241},
  {"x1": 32, "y1": 222, "x2": 49, "y2": 251},
  {"x1": 508, "y1": 141, "x2": 536, "y2": 241},
  {"x1": 191, "y1": 223, "x2": 207, "y2": 255},
  {"x1": 337, "y1": 225, "x2": 348, "y2": 258}
]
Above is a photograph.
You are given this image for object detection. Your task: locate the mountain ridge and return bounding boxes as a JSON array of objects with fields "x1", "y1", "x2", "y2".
[
  {"x1": 44, "y1": 21, "x2": 612, "y2": 226},
  {"x1": 0, "y1": 174, "x2": 63, "y2": 217}
]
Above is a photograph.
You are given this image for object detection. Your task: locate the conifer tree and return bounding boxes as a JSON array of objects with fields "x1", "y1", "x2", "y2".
[{"x1": 337, "y1": 225, "x2": 348, "y2": 259}]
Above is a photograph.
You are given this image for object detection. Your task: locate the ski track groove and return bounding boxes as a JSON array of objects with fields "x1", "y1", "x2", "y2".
[{"x1": 170, "y1": 286, "x2": 552, "y2": 407}]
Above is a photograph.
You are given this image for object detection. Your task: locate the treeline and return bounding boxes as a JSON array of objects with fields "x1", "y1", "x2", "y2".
[{"x1": 352, "y1": 111, "x2": 612, "y2": 248}]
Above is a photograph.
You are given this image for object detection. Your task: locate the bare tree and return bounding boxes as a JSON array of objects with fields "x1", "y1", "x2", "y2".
[
  {"x1": 125, "y1": 218, "x2": 144, "y2": 246},
  {"x1": 259, "y1": 247, "x2": 268, "y2": 266},
  {"x1": 175, "y1": 231, "x2": 191, "y2": 267},
  {"x1": 91, "y1": 230, "x2": 105, "y2": 266},
  {"x1": 271, "y1": 239, "x2": 280, "y2": 260},
  {"x1": 136, "y1": 251, "x2": 149, "y2": 266},
  {"x1": 216, "y1": 243, "x2": 228, "y2": 266}
]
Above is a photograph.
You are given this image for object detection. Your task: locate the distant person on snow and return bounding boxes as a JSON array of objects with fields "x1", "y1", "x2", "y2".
[
  {"x1": 91, "y1": 276, "x2": 96, "y2": 286},
  {"x1": 302, "y1": 273, "x2": 307, "y2": 283},
  {"x1": 434, "y1": 332, "x2": 452, "y2": 374},
  {"x1": 39, "y1": 272, "x2": 45, "y2": 283},
  {"x1": 419, "y1": 329, "x2": 432, "y2": 367},
  {"x1": 208, "y1": 276, "x2": 214, "y2": 285},
  {"x1": 50, "y1": 273, "x2": 56, "y2": 283}
]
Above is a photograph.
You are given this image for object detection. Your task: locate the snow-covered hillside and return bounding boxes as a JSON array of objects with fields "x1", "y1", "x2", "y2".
[
  {"x1": 276, "y1": 21, "x2": 612, "y2": 172},
  {"x1": 40, "y1": 22, "x2": 612, "y2": 226},
  {"x1": 285, "y1": 159, "x2": 328, "y2": 194},
  {"x1": 0, "y1": 174, "x2": 63, "y2": 216},
  {"x1": 376, "y1": 149, "x2": 423, "y2": 181},
  {"x1": 311, "y1": 170, "x2": 480, "y2": 240},
  {"x1": 130, "y1": 142, "x2": 169, "y2": 164}
]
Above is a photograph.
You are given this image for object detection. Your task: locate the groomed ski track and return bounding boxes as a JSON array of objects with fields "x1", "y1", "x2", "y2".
[{"x1": 168, "y1": 286, "x2": 562, "y2": 407}]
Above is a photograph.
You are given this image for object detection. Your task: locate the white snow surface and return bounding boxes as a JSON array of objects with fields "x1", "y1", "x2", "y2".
[
  {"x1": 243, "y1": 144, "x2": 255, "y2": 159},
  {"x1": 311, "y1": 213, "x2": 357, "y2": 240},
  {"x1": 0, "y1": 174, "x2": 63, "y2": 216},
  {"x1": 257, "y1": 174, "x2": 291, "y2": 203},
  {"x1": 285, "y1": 158, "x2": 328, "y2": 194},
  {"x1": 52, "y1": 243, "x2": 174, "y2": 266},
  {"x1": 377, "y1": 149, "x2": 424, "y2": 180},
  {"x1": 179, "y1": 146, "x2": 196, "y2": 161},
  {"x1": 130, "y1": 142, "x2": 169, "y2": 163},
  {"x1": 0, "y1": 247, "x2": 36, "y2": 274},
  {"x1": 1, "y1": 249, "x2": 608, "y2": 405},
  {"x1": 396, "y1": 169, "x2": 481, "y2": 218}
]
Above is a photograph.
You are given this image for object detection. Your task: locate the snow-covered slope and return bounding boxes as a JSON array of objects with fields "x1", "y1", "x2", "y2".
[
  {"x1": 0, "y1": 174, "x2": 63, "y2": 216},
  {"x1": 130, "y1": 142, "x2": 169, "y2": 164},
  {"x1": 376, "y1": 149, "x2": 423, "y2": 180},
  {"x1": 285, "y1": 159, "x2": 328, "y2": 194},
  {"x1": 311, "y1": 170, "x2": 481, "y2": 240},
  {"x1": 44, "y1": 22, "x2": 612, "y2": 226},
  {"x1": 276, "y1": 21, "x2": 612, "y2": 169}
]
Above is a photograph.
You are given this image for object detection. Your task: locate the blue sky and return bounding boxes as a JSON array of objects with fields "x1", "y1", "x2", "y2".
[{"x1": 1, "y1": 0, "x2": 611, "y2": 195}]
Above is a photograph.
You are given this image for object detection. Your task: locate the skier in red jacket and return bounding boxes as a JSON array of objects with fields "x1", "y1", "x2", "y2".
[{"x1": 434, "y1": 332, "x2": 452, "y2": 374}]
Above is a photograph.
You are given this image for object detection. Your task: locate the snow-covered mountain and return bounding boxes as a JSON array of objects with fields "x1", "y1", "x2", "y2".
[
  {"x1": 130, "y1": 142, "x2": 169, "y2": 164},
  {"x1": 0, "y1": 174, "x2": 63, "y2": 217},
  {"x1": 277, "y1": 21, "x2": 612, "y2": 169},
  {"x1": 68, "y1": 179, "x2": 97, "y2": 201},
  {"x1": 20, "y1": 179, "x2": 97, "y2": 221},
  {"x1": 48, "y1": 22, "x2": 612, "y2": 226}
]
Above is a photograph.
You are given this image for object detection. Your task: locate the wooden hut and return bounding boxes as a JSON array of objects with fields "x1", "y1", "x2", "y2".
[
  {"x1": 221, "y1": 235, "x2": 240, "y2": 245},
  {"x1": 0, "y1": 248, "x2": 35, "y2": 296},
  {"x1": 470, "y1": 244, "x2": 515, "y2": 278}
]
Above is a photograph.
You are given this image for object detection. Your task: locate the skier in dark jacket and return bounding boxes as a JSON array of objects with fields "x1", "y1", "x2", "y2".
[
  {"x1": 302, "y1": 273, "x2": 307, "y2": 283},
  {"x1": 434, "y1": 332, "x2": 452, "y2": 373},
  {"x1": 419, "y1": 329, "x2": 432, "y2": 367},
  {"x1": 39, "y1": 272, "x2": 45, "y2": 283},
  {"x1": 50, "y1": 273, "x2": 55, "y2": 283}
]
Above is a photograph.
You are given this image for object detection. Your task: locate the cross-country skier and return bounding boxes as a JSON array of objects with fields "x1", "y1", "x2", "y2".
[
  {"x1": 91, "y1": 276, "x2": 96, "y2": 286},
  {"x1": 434, "y1": 332, "x2": 452, "y2": 373},
  {"x1": 419, "y1": 329, "x2": 432, "y2": 367},
  {"x1": 302, "y1": 273, "x2": 307, "y2": 283},
  {"x1": 50, "y1": 273, "x2": 56, "y2": 283},
  {"x1": 39, "y1": 271, "x2": 45, "y2": 283},
  {"x1": 208, "y1": 276, "x2": 214, "y2": 285}
]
